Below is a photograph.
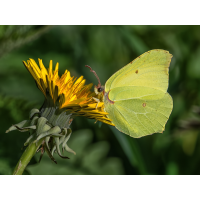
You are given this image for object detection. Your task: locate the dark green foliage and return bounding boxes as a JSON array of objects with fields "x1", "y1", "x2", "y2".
[{"x1": 1, "y1": 25, "x2": 200, "y2": 174}]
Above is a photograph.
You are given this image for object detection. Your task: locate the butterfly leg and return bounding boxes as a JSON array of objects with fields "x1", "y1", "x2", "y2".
[{"x1": 92, "y1": 97, "x2": 100, "y2": 109}]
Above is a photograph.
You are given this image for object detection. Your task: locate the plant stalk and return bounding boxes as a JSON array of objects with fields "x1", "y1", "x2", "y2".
[{"x1": 13, "y1": 139, "x2": 43, "y2": 175}]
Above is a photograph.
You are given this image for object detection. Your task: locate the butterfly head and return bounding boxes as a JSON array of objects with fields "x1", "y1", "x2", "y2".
[
  {"x1": 85, "y1": 65, "x2": 105, "y2": 100},
  {"x1": 94, "y1": 85, "x2": 105, "y2": 95}
]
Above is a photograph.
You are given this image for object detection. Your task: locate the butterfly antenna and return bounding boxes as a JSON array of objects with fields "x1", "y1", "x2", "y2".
[{"x1": 85, "y1": 65, "x2": 101, "y2": 87}]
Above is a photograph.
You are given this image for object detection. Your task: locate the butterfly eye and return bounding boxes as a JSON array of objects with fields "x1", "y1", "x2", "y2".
[{"x1": 98, "y1": 87, "x2": 103, "y2": 93}]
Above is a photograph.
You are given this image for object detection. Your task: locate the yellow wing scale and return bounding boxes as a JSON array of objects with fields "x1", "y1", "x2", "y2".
[{"x1": 103, "y1": 49, "x2": 173, "y2": 138}]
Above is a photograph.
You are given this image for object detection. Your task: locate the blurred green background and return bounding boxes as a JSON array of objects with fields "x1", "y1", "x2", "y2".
[{"x1": 1, "y1": 25, "x2": 200, "y2": 175}]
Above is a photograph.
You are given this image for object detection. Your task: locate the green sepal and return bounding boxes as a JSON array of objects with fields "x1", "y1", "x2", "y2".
[
  {"x1": 36, "y1": 126, "x2": 62, "y2": 141},
  {"x1": 51, "y1": 144, "x2": 56, "y2": 156},
  {"x1": 5, "y1": 120, "x2": 29, "y2": 133},
  {"x1": 29, "y1": 116, "x2": 39, "y2": 135},
  {"x1": 14, "y1": 125, "x2": 36, "y2": 132},
  {"x1": 61, "y1": 128, "x2": 75, "y2": 155},
  {"x1": 63, "y1": 144, "x2": 76, "y2": 155},
  {"x1": 24, "y1": 134, "x2": 35, "y2": 146},
  {"x1": 35, "y1": 117, "x2": 48, "y2": 136},
  {"x1": 45, "y1": 136, "x2": 50, "y2": 150},
  {"x1": 41, "y1": 124, "x2": 52, "y2": 133},
  {"x1": 29, "y1": 108, "x2": 40, "y2": 119},
  {"x1": 54, "y1": 137, "x2": 69, "y2": 159},
  {"x1": 44, "y1": 142, "x2": 57, "y2": 164},
  {"x1": 30, "y1": 116, "x2": 39, "y2": 126},
  {"x1": 51, "y1": 135, "x2": 65, "y2": 156},
  {"x1": 36, "y1": 132, "x2": 63, "y2": 141}
]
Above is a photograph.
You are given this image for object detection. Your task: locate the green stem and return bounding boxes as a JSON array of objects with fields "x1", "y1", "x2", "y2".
[{"x1": 13, "y1": 139, "x2": 43, "y2": 175}]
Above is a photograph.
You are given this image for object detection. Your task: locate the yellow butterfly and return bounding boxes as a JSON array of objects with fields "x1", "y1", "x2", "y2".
[{"x1": 86, "y1": 49, "x2": 173, "y2": 138}]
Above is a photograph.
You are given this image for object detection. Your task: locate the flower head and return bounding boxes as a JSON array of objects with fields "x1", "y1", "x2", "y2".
[
  {"x1": 6, "y1": 58, "x2": 114, "y2": 164},
  {"x1": 23, "y1": 59, "x2": 114, "y2": 126}
]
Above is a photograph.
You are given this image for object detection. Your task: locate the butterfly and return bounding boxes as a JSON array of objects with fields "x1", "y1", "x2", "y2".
[{"x1": 86, "y1": 49, "x2": 173, "y2": 138}]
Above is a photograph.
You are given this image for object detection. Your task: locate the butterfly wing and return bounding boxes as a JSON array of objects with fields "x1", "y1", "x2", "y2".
[
  {"x1": 104, "y1": 87, "x2": 173, "y2": 138},
  {"x1": 104, "y1": 49, "x2": 173, "y2": 137},
  {"x1": 105, "y1": 49, "x2": 172, "y2": 93}
]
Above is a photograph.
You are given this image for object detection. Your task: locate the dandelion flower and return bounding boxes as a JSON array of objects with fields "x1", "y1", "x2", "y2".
[{"x1": 6, "y1": 58, "x2": 114, "y2": 165}]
